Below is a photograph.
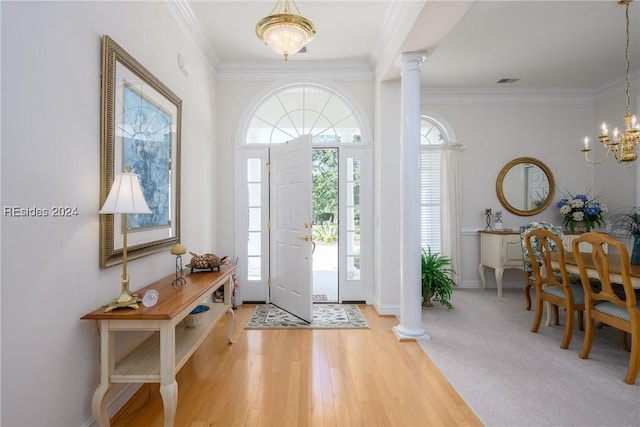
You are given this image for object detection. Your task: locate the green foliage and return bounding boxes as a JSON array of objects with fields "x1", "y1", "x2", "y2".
[
  {"x1": 421, "y1": 247, "x2": 457, "y2": 309},
  {"x1": 312, "y1": 149, "x2": 338, "y2": 223},
  {"x1": 313, "y1": 221, "x2": 338, "y2": 242},
  {"x1": 608, "y1": 207, "x2": 640, "y2": 238}
]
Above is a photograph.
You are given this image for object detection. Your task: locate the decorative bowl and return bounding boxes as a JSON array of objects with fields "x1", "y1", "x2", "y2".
[{"x1": 185, "y1": 304, "x2": 210, "y2": 328}]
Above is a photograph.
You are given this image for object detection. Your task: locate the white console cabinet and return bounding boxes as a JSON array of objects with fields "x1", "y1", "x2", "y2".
[
  {"x1": 478, "y1": 229, "x2": 586, "y2": 298},
  {"x1": 478, "y1": 230, "x2": 524, "y2": 297}
]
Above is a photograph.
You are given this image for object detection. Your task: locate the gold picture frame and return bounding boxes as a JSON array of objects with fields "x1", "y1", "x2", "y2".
[{"x1": 100, "y1": 35, "x2": 182, "y2": 267}]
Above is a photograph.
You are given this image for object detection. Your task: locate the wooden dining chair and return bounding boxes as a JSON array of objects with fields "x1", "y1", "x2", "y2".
[
  {"x1": 520, "y1": 221, "x2": 563, "y2": 312},
  {"x1": 524, "y1": 228, "x2": 585, "y2": 349},
  {"x1": 572, "y1": 232, "x2": 640, "y2": 385}
]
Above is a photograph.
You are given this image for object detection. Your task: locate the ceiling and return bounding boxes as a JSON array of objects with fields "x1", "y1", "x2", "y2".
[{"x1": 177, "y1": 0, "x2": 640, "y2": 90}]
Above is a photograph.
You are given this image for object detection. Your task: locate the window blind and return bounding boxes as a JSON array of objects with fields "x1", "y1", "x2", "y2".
[{"x1": 420, "y1": 146, "x2": 441, "y2": 253}]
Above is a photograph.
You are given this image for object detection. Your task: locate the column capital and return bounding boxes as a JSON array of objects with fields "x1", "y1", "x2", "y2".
[{"x1": 395, "y1": 51, "x2": 428, "y2": 70}]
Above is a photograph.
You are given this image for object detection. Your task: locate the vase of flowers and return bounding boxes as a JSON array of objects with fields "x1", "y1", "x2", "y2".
[{"x1": 556, "y1": 190, "x2": 607, "y2": 232}]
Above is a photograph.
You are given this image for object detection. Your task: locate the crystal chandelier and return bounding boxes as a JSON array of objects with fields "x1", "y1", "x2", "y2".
[
  {"x1": 256, "y1": 0, "x2": 316, "y2": 61},
  {"x1": 582, "y1": 0, "x2": 640, "y2": 165}
]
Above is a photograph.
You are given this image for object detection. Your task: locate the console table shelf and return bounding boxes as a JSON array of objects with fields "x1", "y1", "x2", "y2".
[{"x1": 82, "y1": 265, "x2": 236, "y2": 427}]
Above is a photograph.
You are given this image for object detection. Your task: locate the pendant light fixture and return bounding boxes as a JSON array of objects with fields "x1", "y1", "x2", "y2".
[{"x1": 256, "y1": 0, "x2": 316, "y2": 61}]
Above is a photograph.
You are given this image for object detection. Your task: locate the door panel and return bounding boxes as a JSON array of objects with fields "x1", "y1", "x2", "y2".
[{"x1": 269, "y1": 135, "x2": 313, "y2": 322}]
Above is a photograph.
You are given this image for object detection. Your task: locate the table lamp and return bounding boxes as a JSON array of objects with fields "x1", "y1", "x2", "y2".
[{"x1": 99, "y1": 168, "x2": 152, "y2": 312}]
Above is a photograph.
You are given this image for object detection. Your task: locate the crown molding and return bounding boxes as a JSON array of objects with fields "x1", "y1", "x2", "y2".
[
  {"x1": 594, "y1": 69, "x2": 640, "y2": 102},
  {"x1": 216, "y1": 60, "x2": 375, "y2": 82},
  {"x1": 372, "y1": 1, "x2": 427, "y2": 81},
  {"x1": 421, "y1": 69, "x2": 640, "y2": 105},
  {"x1": 163, "y1": 0, "x2": 220, "y2": 76},
  {"x1": 421, "y1": 87, "x2": 595, "y2": 105}
]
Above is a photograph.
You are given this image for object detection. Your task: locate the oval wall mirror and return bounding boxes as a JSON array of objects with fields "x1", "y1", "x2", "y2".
[{"x1": 496, "y1": 157, "x2": 555, "y2": 216}]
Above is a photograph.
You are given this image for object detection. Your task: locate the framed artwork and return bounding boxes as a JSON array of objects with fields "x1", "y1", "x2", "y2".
[{"x1": 100, "y1": 35, "x2": 182, "y2": 267}]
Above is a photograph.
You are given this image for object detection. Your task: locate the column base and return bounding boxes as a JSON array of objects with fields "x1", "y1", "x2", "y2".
[{"x1": 392, "y1": 325, "x2": 431, "y2": 342}]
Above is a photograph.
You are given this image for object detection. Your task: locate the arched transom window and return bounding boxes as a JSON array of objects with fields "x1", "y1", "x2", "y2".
[{"x1": 246, "y1": 84, "x2": 362, "y2": 144}]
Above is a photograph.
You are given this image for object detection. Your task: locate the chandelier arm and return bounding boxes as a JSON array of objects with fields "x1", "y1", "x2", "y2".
[{"x1": 583, "y1": 147, "x2": 612, "y2": 164}]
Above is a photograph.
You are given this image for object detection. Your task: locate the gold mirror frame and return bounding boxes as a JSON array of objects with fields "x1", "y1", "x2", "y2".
[
  {"x1": 100, "y1": 35, "x2": 182, "y2": 267},
  {"x1": 496, "y1": 157, "x2": 555, "y2": 216}
]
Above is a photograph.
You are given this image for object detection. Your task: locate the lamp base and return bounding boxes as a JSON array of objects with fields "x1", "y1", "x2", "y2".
[{"x1": 104, "y1": 291, "x2": 141, "y2": 312}]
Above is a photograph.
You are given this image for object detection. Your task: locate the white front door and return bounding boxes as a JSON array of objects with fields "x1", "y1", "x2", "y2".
[{"x1": 269, "y1": 135, "x2": 313, "y2": 322}]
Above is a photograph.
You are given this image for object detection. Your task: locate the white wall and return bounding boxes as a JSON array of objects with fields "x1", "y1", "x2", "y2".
[
  {"x1": 373, "y1": 88, "x2": 634, "y2": 301},
  {"x1": 372, "y1": 85, "x2": 635, "y2": 312},
  {"x1": 373, "y1": 79, "x2": 403, "y2": 313},
  {"x1": 419, "y1": 95, "x2": 634, "y2": 291},
  {"x1": 1, "y1": 1, "x2": 218, "y2": 425}
]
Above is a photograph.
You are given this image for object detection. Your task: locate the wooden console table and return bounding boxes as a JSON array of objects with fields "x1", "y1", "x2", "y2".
[{"x1": 81, "y1": 265, "x2": 236, "y2": 427}]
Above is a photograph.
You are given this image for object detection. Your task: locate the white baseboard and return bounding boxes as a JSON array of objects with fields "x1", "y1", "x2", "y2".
[{"x1": 372, "y1": 300, "x2": 400, "y2": 317}]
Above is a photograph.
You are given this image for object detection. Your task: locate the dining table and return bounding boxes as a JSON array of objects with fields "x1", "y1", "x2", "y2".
[{"x1": 552, "y1": 251, "x2": 640, "y2": 289}]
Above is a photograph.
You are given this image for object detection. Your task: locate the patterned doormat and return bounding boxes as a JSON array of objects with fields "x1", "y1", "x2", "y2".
[{"x1": 245, "y1": 303, "x2": 369, "y2": 329}]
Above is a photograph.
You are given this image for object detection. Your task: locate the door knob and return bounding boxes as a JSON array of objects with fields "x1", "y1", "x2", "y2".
[{"x1": 297, "y1": 235, "x2": 310, "y2": 242}]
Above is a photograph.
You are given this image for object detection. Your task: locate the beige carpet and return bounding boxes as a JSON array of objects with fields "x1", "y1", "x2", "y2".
[{"x1": 418, "y1": 288, "x2": 640, "y2": 427}]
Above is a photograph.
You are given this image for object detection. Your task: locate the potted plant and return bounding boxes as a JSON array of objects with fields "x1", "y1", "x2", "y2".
[
  {"x1": 608, "y1": 207, "x2": 640, "y2": 264},
  {"x1": 421, "y1": 247, "x2": 457, "y2": 309}
]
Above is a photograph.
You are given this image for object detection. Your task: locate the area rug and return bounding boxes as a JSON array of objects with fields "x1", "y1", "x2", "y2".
[{"x1": 245, "y1": 303, "x2": 369, "y2": 329}]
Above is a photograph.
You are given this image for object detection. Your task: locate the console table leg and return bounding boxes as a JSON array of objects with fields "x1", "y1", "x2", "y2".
[
  {"x1": 226, "y1": 306, "x2": 235, "y2": 344},
  {"x1": 495, "y1": 267, "x2": 504, "y2": 297},
  {"x1": 478, "y1": 264, "x2": 487, "y2": 290},
  {"x1": 160, "y1": 380, "x2": 178, "y2": 427},
  {"x1": 91, "y1": 384, "x2": 110, "y2": 427}
]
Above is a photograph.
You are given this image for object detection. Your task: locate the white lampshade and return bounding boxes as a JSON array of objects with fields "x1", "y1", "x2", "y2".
[{"x1": 99, "y1": 172, "x2": 152, "y2": 214}]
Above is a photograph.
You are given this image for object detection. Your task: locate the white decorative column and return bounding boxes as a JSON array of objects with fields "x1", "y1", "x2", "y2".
[{"x1": 393, "y1": 52, "x2": 430, "y2": 341}]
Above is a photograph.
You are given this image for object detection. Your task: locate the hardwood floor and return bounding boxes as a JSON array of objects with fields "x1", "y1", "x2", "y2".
[{"x1": 111, "y1": 305, "x2": 482, "y2": 427}]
